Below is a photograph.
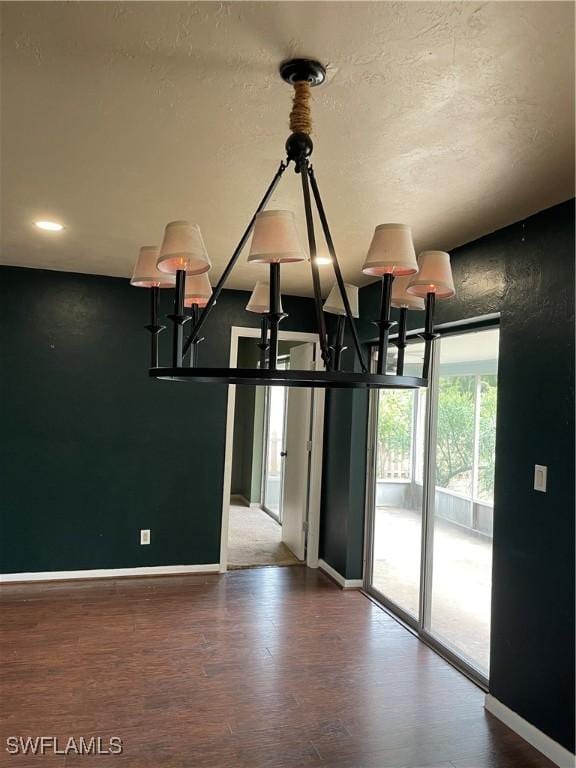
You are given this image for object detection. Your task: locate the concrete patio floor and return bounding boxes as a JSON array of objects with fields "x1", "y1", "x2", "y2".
[{"x1": 372, "y1": 506, "x2": 492, "y2": 674}]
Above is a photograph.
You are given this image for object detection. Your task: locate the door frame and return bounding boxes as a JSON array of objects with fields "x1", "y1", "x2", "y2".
[
  {"x1": 220, "y1": 326, "x2": 325, "y2": 572},
  {"x1": 363, "y1": 315, "x2": 500, "y2": 690}
]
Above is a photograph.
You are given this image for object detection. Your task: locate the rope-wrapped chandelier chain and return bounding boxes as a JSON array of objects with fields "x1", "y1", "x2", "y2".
[
  {"x1": 282, "y1": 60, "x2": 322, "y2": 167},
  {"x1": 289, "y1": 80, "x2": 312, "y2": 135}
]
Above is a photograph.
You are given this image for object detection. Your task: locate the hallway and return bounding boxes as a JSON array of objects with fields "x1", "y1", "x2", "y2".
[{"x1": 227, "y1": 503, "x2": 300, "y2": 568}]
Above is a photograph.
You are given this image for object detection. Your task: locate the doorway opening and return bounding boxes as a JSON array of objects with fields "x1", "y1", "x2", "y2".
[
  {"x1": 222, "y1": 328, "x2": 324, "y2": 572},
  {"x1": 365, "y1": 324, "x2": 500, "y2": 686}
]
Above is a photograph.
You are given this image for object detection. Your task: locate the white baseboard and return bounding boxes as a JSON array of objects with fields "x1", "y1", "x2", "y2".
[
  {"x1": 485, "y1": 694, "x2": 575, "y2": 768},
  {"x1": 230, "y1": 494, "x2": 261, "y2": 508},
  {"x1": 0, "y1": 564, "x2": 220, "y2": 584},
  {"x1": 318, "y1": 559, "x2": 363, "y2": 589}
]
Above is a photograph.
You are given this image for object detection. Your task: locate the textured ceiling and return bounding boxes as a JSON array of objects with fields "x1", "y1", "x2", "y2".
[{"x1": 1, "y1": 1, "x2": 574, "y2": 296}]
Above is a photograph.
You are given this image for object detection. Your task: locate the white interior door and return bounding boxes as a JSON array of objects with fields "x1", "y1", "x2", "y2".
[{"x1": 281, "y1": 343, "x2": 314, "y2": 560}]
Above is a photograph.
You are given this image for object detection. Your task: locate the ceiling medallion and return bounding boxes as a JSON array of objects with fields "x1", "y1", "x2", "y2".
[{"x1": 130, "y1": 59, "x2": 455, "y2": 389}]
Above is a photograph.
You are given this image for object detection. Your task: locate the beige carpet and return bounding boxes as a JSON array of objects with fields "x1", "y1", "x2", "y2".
[{"x1": 227, "y1": 503, "x2": 301, "y2": 568}]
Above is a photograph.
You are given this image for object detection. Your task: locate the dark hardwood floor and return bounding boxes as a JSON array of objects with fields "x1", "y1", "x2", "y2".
[{"x1": 0, "y1": 566, "x2": 554, "y2": 768}]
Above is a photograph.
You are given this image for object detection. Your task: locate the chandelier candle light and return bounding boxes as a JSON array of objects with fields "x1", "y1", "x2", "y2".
[
  {"x1": 390, "y1": 275, "x2": 425, "y2": 376},
  {"x1": 130, "y1": 246, "x2": 175, "y2": 367},
  {"x1": 323, "y1": 283, "x2": 359, "y2": 371},
  {"x1": 130, "y1": 58, "x2": 455, "y2": 389},
  {"x1": 183, "y1": 273, "x2": 212, "y2": 367},
  {"x1": 407, "y1": 250, "x2": 456, "y2": 377},
  {"x1": 246, "y1": 281, "x2": 286, "y2": 369}
]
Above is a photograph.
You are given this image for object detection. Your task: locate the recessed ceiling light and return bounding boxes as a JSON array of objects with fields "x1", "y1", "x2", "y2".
[
  {"x1": 34, "y1": 220, "x2": 64, "y2": 232},
  {"x1": 314, "y1": 255, "x2": 332, "y2": 266}
]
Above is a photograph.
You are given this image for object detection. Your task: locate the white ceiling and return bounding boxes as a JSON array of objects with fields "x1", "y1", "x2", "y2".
[{"x1": 1, "y1": 1, "x2": 574, "y2": 297}]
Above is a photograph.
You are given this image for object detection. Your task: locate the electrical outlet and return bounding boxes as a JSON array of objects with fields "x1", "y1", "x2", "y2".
[
  {"x1": 140, "y1": 529, "x2": 151, "y2": 545},
  {"x1": 534, "y1": 465, "x2": 547, "y2": 493}
]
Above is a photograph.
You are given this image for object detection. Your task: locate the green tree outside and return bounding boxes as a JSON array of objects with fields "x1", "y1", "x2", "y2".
[{"x1": 378, "y1": 375, "x2": 497, "y2": 502}]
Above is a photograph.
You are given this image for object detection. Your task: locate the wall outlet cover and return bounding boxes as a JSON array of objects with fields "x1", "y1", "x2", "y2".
[
  {"x1": 534, "y1": 465, "x2": 547, "y2": 493},
  {"x1": 140, "y1": 529, "x2": 151, "y2": 545}
]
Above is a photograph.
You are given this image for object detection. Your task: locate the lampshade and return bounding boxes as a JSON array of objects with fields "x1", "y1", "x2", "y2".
[
  {"x1": 156, "y1": 221, "x2": 211, "y2": 275},
  {"x1": 245, "y1": 281, "x2": 284, "y2": 314},
  {"x1": 247, "y1": 210, "x2": 307, "y2": 264},
  {"x1": 184, "y1": 273, "x2": 212, "y2": 308},
  {"x1": 362, "y1": 224, "x2": 418, "y2": 277},
  {"x1": 130, "y1": 246, "x2": 175, "y2": 288},
  {"x1": 407, "y1": 251, "x2": 455, "y2": 299},
  {"x1": 391, "y1": 275, "x2": 425, "y2": 310},
  {"x1": 323, "y1": 283, "x2": 359, "y2": 318}
]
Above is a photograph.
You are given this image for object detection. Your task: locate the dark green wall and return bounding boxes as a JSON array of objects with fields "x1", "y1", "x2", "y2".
[
  {"x1": 319, "y1": 331, "x2": 370, "y2": 579},
  {"x1": 0, "y1": 267, "x2": 316, "y2": 573},
  {"x1": 320, "y1": 199, "x2": 575, "y2": 752}
]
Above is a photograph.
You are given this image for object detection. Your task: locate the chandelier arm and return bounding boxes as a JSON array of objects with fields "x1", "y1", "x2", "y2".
[
  {"x1": 144, "y1": 286, "x2": 165, "y2": 368},
  {"x1": 183, "y1": 160, "x2": 289, "y2": 356},
  {"x1": 307, "y1": 166, "x2": 369, "y2": 374},
  {"x1": 188, "y1": 304, "x2": 200, "y2": 368},
  {"x1": 257, "y1": 316, "x2": 269, "y2": 369},
  {"x1": 300, "y1": 162, "x2": 331, "y2": 370},
  {"x1": 376, "y1": 274, "x2": 395, "y2": 374},
  {"x1": 168, "y1": 269, "x2": 188, "y2": 367},
  {"x1": 419, "y1": 291, "x2": 439, "y2": 379},
  {"x1": 151, "y1": 286, "x2": 160, "y2": 367},
  {"x1": 267, "y1": 263, "x2": 282, "y2": 370},
  {"x1": 395, "y1": 307, "x2": 408, "y2": 376},
  {"x1": 332, "y1": 314, "x2": 346, "y2": 371}
]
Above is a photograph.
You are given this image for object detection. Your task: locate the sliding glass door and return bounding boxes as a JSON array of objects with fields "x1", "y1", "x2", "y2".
[
  {"x1": 426, "y1": 331, "x2": 498, "y2": 674},
  {"x1": 370, "y1": 342, "x2": 427, "y2": 619},
  {"x1": 366, "y1": 326, "x2": 499, "y2": 682}
]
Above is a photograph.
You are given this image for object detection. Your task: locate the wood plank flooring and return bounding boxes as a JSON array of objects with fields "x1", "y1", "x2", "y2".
[{"x1": 0, "y1": 566, "x2": 555, "y2": 768}]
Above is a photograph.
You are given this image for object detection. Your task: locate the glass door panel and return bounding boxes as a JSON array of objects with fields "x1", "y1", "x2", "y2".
[
  {"x1": 366, "y1": 325, "x2": 499, "y2": 683},
  {"x1": 426, "y1": 329, "x2": 499, "y2": 676},
  {"x1": 370, "y1": 341, "x2": 426, "y2": 620}
]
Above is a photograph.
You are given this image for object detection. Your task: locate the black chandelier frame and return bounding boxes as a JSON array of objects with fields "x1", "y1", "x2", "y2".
[{"x1": 145, "y1": 59, "x2": 436, "y2": 390}]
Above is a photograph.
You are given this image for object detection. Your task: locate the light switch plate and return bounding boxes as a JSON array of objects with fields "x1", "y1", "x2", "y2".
[
  {"x1": 534, "y1": 465, "x2": 547, "y2": 493},
  {"x1": 140, "y1": 529, "x2": 151, "y2": 545}
]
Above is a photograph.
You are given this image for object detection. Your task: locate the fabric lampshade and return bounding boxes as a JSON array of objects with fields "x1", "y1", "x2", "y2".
[
  {"x1": 362, "y1": 224, "x2": 418, "y2": 277},
  {"x1": 323, "y1": 283, "x2": 359, "y2": 318},
  {"x1": 246, "y1": 281, "x2": 284, "y2": 314},
  {"x1": 407, "y1": 251, "x2": 455, "y2": 299},
  {"x1": 247, "y1": 210, "x2": 307, "y2": 264},
  {"x1": 130, "y1": 246, "x2": 175, "y2": 288},
  {"x1": 391, "y1": 275, "x2": 425, "y2": 310},
  {"x1": 156, "y1": 221, "x2": 211, "y2": 275},
  {"x1": 184, "y1": 273, "x2": 212, "y2": 308}
]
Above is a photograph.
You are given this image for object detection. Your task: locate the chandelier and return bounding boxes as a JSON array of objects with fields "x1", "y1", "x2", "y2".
[{"x1": 130, "y1": 59, "x2": 455, "y2": 389}]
